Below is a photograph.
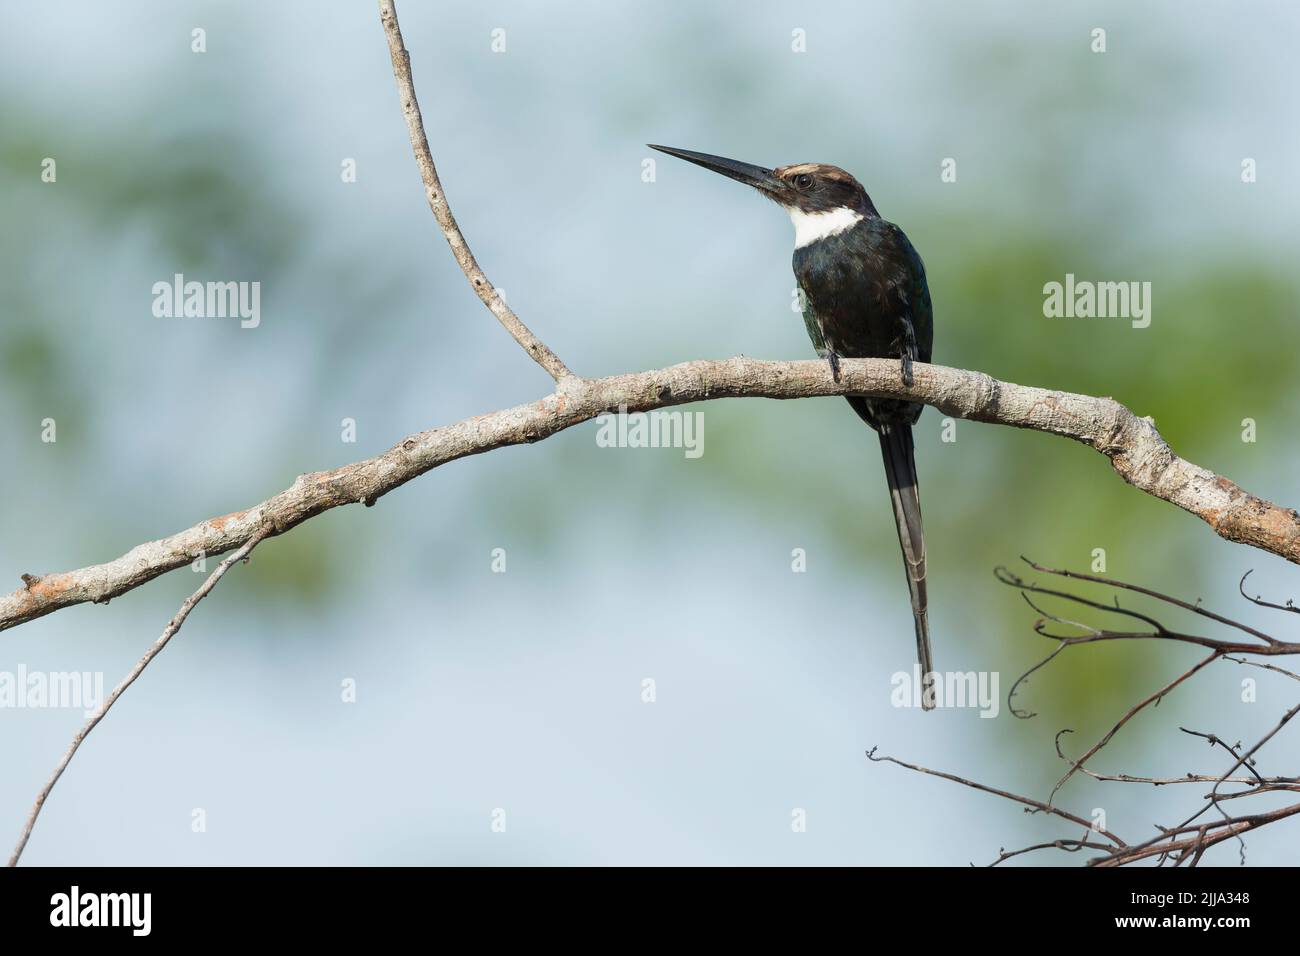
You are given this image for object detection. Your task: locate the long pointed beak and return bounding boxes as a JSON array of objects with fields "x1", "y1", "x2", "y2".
[{"x1": 648, "y1": 144, "x2": 784, "y2": 197}]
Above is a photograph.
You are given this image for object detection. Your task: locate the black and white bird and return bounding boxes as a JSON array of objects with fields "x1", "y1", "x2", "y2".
[{"x1": 650, "y1": 145, "x2": 937, "y2": 708}]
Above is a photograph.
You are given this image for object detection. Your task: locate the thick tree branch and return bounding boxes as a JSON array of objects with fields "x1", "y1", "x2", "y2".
[
  {"x1": 3, "y1": 355, "x2": 1299, "y2": 635},
  {"x1": 378, "y1": 0, "x2": 574, "y2": 382}
]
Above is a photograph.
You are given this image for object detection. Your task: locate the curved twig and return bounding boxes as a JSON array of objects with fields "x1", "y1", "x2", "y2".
[
  {"x1": 7, "y1": 527, "x2": 272, "y2": 866},
  {"x1": 378, "y1": 0, "x2": 573, "y2": 382},
  {"x1": 1239, "y1": 569, "x2": 1300, "y2": 617}
]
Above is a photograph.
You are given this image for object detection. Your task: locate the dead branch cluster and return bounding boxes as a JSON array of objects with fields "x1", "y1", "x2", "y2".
[{"x1": 871, "y1": 560, "x2": 1300, "y2": 866}]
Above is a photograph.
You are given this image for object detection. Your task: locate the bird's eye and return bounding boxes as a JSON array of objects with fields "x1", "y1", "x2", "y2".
[{"x1": 794, "y1": 174, "x2": 814, "y2": 189}]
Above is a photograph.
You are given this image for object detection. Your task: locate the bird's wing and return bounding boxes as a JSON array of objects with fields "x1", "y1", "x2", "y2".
[{"x1": 883, "y1": 221, "x2": 934, "y2": 365}]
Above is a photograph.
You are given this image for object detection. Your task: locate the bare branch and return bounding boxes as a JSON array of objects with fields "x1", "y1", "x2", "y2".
[
  {"x1": 866, "y1": 748, "x2": 1127, "y2": 847},
  {"x1": 377, "y1": 0, "x2": 574, "y2": 381},
  {"x1": 989, "y1": 838, "x2": 1114, "y2": 866},
  {"x1": 1049, "y1": 652, "x2": 1222, "y2": 803},
  {"x1": 1179, "y1": 727, "x2": 1263, "y2": 784},
  {"x1": 6, "y1": 356, "x2": 1300, "y2": 635},
  {"x1": 1204, "y1": 702, "x2": 1300, "y2": 805},
  {"x1": 1209, "y1": 782, "x2": 1300, "y2": 801},
  {"x1": 1090, "y1": 798, "x2": 1300, "y2": 867},
  {"x1": 1025, "y1": 560, "x2": 1282, "y2": 646},
  {"x1": 1239, "y1": 569, "x2": 1300, "y2": 616},
  {"x1": 1005, "y1": 641, "x2": 1070, "y2": 719},
  {"x1": 884, "y1": 565, "x2": 1300, "y2": 866},
  {"x1": 1224, "y1": 654, "x2": 1300, "y2": 683},
  {"x1": 7, "y1": 527, "x2": 272, "y2": 867},
  {"x1": 994, "y1": 565, "x2": 1295, "y2": 654}
]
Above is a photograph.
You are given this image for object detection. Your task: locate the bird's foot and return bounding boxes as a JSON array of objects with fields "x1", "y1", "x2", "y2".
[
  {"x1": 900, "y1": 353, "x2": 914, "y2": 387},
  {"x1": 820, "y1": 350, "x2": 842, "y2": 384}
]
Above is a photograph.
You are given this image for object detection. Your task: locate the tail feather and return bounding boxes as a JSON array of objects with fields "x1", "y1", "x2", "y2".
[{"x1": 877, "y1": 424, "x2": 936, "y2": 710}]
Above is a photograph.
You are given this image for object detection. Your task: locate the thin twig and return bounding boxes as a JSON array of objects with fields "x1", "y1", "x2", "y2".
[
  {"x1": 1049, "y1": 652, "x2": 1221, "y2": 804},
  {"x1": 1062, "y1": 765, "x2": 1283, "y2": 786},
  {"x1": 1005, "y1": 641, "x2": 1070, "y2": 719},
  {"x1": 1205, "y1": 702, "x2": 1300, "y2": 806},
  {"x1": 377, "y1": 0, "x2": 574, "y2": 382},
  {"x1": 1208, "y1": 782, "x2": 1300, "y2": 801},
  {"x1": 1224, "y1": 654, "x2": 1300, "y2": 683},
  {"x1": 7, "y1": 527, "x2": 272, "y2": 867},
  {"x1": 866, "y1": 748, "x2": 1127, "y2": 847},
  {"x1": 1022, "y1": 559, "x2": 1280, "y2": 646},
  {"x1": 994, "y1": 566, "x2": 1294, "y2": 655},
  {"x1": 989, "y1": 837, "x2": 1113, "y2": 866},
  {"x1": 1179, "y1": 727, "x2": 1263, "y2": 784},
  {"x1": 1239, "y1": 569, "x2": 1300, "y2": 616},
  {"x1": 1090, "y1": 703, "x2": 1300, "y2": 867}
]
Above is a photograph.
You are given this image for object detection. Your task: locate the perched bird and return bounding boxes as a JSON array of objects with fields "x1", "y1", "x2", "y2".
[{"x1": 650, "y1": 145, "x2": 936, "y2": 709}]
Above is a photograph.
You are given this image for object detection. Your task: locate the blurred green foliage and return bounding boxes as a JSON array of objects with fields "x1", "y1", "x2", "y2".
[{"x1": 2, "y1": 1, "x2": 1297, "y2": 825}]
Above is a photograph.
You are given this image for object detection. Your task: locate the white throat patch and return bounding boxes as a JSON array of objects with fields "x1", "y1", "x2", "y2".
[{"x1": 789, "y1": 206, "x2": 863, "y2": 249}]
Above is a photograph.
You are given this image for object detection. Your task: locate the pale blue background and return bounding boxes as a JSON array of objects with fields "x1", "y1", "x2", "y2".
[{"x1": 1, "y1": 1, "x2": 1298, "y2": 865}]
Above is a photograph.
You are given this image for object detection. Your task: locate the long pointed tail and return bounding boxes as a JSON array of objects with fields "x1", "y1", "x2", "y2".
[{"x1": 877, "y1": 423, "x2": 935, "y2": 710}]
